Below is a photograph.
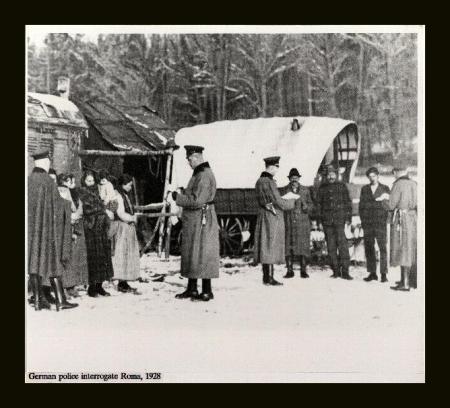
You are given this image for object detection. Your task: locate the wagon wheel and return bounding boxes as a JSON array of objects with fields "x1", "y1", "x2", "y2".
[{"x1": 219, "y1": 216, "x2": 244, "y2": 256}]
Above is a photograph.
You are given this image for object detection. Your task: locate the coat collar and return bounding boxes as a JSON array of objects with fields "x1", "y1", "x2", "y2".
[
  {"x1": 368, "y1": 183, "x2": 381, "y2": 196},
  {"x1": 32, "y1": 167, "x2": 47, "y2": 174},
  {"x1": 288, "y1": 182, "x2": 301, "y2": 191},
  {"x1": 394, "y1": 175, "x2": 410, "y2": 183},
  {"x1": 193, "y1": 161, "x2": 210, "y2": 176},
  {"x1": 260, "y1": 171, "x2": 273, "y2": 179}
]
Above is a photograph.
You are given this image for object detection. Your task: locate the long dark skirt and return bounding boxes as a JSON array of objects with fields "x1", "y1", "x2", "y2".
[
  {"x1": 83, "y1": 214, "x2": 114, "y2": 284},
  {"x1": 63, "y1": 226, "x2": 89, "y2": 288}
]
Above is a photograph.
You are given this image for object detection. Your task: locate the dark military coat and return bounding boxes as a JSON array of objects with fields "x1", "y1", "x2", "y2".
[
  {"x1": 28, "y1": 168, "x2": 72, "y2": 286},
  {"x1": 253, "y1": 172, "x2": 295, "y2": 264},
  {"x1": 176, "y1": 162, "x2": 220, "y2": 279}
]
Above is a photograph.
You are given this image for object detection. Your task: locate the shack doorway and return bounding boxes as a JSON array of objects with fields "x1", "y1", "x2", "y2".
[{"x1": 122, "y1": 156, "x2": 167, "y2": 206}]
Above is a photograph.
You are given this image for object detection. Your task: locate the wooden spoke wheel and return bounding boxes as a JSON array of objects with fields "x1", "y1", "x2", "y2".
[{"x1": 219, "y1": 216, "x2": 244, "y2": 256}]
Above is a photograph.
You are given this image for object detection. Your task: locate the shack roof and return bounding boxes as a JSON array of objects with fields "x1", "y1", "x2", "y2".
[
  {"x1": 76, "y1": 98, "x2": 175, "y2": 152},
  {"x1": 173, "y1": 116, "x2": 358, "y2": 188},
  {"x1": 27, "y1": 92, "x2": 89, "y2": 128}
]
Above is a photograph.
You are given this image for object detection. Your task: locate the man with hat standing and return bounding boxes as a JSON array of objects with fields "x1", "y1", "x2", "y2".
[
  {"x1": 28, "y1": 149, "x2": 78, "y2": 311},
  {"x1": 359, "y1": 167, "x2": 391, "y2": 282},
  {"x1": 317, "y1": 165, "x2": 353, "y2": 279},
  {"x1": 170, "y1": 145, "x2": 220, "y2": 301},
  {"x1": 385, "y1": 162, "x2": 417, "y2": 291},
  {"x1": 279, "y1": 168, "x2": 314, "y2": 278},
  {"x1": 254, "y1": 156, "x2": 296, "y2": 285}
]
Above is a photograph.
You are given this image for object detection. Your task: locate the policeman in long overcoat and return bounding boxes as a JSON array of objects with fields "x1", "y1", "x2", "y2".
[
  {"x1": 254, "y1": 156, "x2": 296, "y2": 285},
  {"x1": 316, "y1": 166, "x2": 353, "y2": 279},
  {"x1": 28, "y1": 149, "x2": 78, "y2": 311},
  {"x1": 171, "y1": 145, "x2": 220, "y2": 301},
  {"x1": 387, "y1": 163, "x2": 417, "y2": 291},
  {"x1": 279, "y1": 168, "x2": 313, "y2": 278}
]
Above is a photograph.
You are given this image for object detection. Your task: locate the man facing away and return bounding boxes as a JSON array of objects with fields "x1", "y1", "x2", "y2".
[
  {"x1": 170, "y1": 145, "x2": 220, "y2": 302},
  {"x1": 317, "y1": 166, "x2": 353, "y2": 280},
  {"x1": 28, "y1": 150, "x2": 78, "y2": 311},
  {"x1": 387, "y1": 163, "x2": 418, "y2": 291},
  {"x1": 359, "y1": 167, "x2": 390, "y2": 282},
  {"x1": 279, "y1": 168, "x2": 314, "y2": 279},
  {"x1": 253, "y1": 156, "x2": 296, "y2": 285}
]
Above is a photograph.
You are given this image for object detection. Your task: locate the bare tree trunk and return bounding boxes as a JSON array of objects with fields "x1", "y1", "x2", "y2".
[
  {"x1": 277, "y1": 71, "x2": 284, "y2": 116},
  {"x1": 46, "y1": 50, "x2": 51, "y2": 94},
  {"x1": 355, "y1": 43, "x2": 366, "y2": 122},
  {"x1": 216, "y1": 89, "x2": 222, "y2": 121},
  {"x1": 307, "y1": 72, "x2": 313, "y2": 116},
  {"x1": 209, "y1": 91, "x2": 215, "y2": 122},
  {"x1": 222, "y1": 45, "x2": 230, "y2": 120},
  {"x1": 385, "y1": 52, "x2": 400, "y2": 156},
  {"x1": 323, "y1": 46, "x2": 339, "y2": 117},
  {"x1": 261, "y1": 81, "x2": 267, "y2": 117},
  {"x1": 328, "y1": 87, "x2": 340, "y2": 117}
]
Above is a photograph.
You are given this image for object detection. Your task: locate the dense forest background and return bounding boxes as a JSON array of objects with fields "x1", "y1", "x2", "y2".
[{"x1": 27, "y1": 33, "x2": 418, "y2": 166}]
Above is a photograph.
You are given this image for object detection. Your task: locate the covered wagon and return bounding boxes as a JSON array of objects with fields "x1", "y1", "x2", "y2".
[{"x1": 172, "y1": 116, "x2": 361, "y2": 256}]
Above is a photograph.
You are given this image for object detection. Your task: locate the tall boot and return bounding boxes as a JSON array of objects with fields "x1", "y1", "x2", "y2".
[
  {"x1": 42, "y1": 285, "x2": 56, "y2": 304},
  {"x1": 29, "y1": 275, "x2": 40, "y2": 311},
  {"x1": 175, "y1": 278, "x2": 198, "y2": 299},
  {"x1": 283, "y1": 256, "x2": 294, "y2": 278},
  {"x1": 38, "y1": 282, "x2": 52, "y2": 310},
  {"x1": 51, "y1": 277, "x2": 79, "y2": 311},
  {"x1": 262, "y1": 264, "x2": 270, "y2": 285},
  {"x1": 191, "y1": 279, "x2": 214, "y2": 302},
  {"x1": 300, "y1": 256, "x2": 309, "y2": 278},
  {"x1": 30, "y1": 276, "x2": 51, "y2": 310},
  {"x1": 268, "y1": 265, "x2": 283, "y2": 286}
]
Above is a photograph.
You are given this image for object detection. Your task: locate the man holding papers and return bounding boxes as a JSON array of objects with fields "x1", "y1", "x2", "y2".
[
  {"x1": 253, "y1": 157, "x2": 296, "y2": 286},
  {"x1": 279, "y1": 168, "x2": 314, "y2": 279}
]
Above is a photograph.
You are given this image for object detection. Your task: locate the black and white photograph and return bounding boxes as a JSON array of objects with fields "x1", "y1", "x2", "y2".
[{"x1": 25, "y1": 25, "x2": 425, "y2": 383}]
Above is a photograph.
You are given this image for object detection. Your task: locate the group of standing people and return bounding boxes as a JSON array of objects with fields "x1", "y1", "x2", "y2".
[
  {"x1": 28, "y1": 145, "x2": 418, "y2": 311},
  {"x1": 28, "y1": 149, "x2": 143, "y2": 311},
  {"x1": 166, "y1": 145, "x2": 418, "y2": 303},
  {"x1": 253, "y1": 155, "x2": 418, "y2": 292}
]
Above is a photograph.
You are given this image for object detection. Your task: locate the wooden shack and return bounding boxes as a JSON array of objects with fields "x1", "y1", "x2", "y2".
[
  {"x1": 27, "y1": 92, "x2": 89, "y2": 178},
  {"x1": 76, "y1": 98, "x2": 176, "y2": 205}
]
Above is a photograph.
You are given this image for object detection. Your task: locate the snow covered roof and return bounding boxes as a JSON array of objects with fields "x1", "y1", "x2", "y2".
[
  {"x1": 27, "y1": 92, "x2": 88, "y2": 128},
  {"x1": 173, "y1": 116, "x2": 358, "y2": 188},
  {"x1": 77, "y1": 98, "x2": 175, "y2": 152}
]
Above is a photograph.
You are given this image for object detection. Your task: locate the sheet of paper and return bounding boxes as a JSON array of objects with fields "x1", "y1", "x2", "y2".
[{"x1": 282, "y1": 192, "x2": 300, "y2": 200}]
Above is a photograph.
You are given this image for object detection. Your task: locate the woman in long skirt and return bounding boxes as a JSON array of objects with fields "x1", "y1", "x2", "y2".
[
  {"x1": 79, "y1": 170, "x2": 114, "y2": 297},
  {"x1": 57, "y1": 174, "x2": 89, "y2": 297},
  {"x1": 112, "y1": 174, "x2": 141, "y2": 294}
]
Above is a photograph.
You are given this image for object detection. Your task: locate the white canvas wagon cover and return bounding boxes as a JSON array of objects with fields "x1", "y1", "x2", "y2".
[{"x1": 173, "y1": 116, "x2": 358, "y2": 189}]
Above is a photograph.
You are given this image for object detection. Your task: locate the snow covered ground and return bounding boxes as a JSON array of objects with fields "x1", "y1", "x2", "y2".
[{"x1": 26, "y1": 253, "x2": 424, "y2": 383}]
